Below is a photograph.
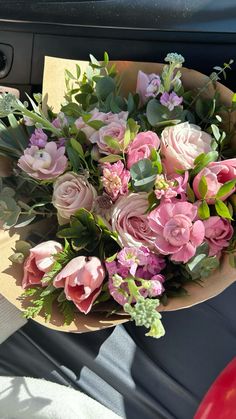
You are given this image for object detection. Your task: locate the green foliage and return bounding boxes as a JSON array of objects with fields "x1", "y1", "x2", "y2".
[
  {"x1": 146, "y1": 99, "x2": 182, "y2": 127},
  {"x1": 58, "y1": 300, "x2": 75, "y2": 325},
  {"x1": 215, "y1": 199, "x2": 233, "y2": 220},
  {"x1": 198, "y1": 200, "x2": 210, "y2": 220},
  {"x1": 198, "y1": 176, "x2": 208, "y2": 199},
  {"x1": 191, "y1": 151, "x2": 218, "y2": 177},
  {"x1": 216, "y1": 179, "x2": 236, "y2": 199},
  {"x1": 185, "y1": 243, "x2": 220, "y2": 280},
  {"x1": 95, "y1": 76, "x2": 116, "y2": 101},
  {"x1": 130, "y1": 159, "x2": 157, "y2": 192},
  {"x1": 57, "y1": 208, "x2": 119, "y2": 258}
]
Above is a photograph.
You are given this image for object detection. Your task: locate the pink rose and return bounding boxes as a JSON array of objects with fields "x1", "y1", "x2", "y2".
[
  {"x1": 22, "y1": 241, "x2": 63, "y2": 289},
  {"x1": 52, "y1": 172, "x2": 97, "y2": 224},
  {"x1": 148, "y1": 201, "x2": 205, "y2": 263},
  {"x1": 111, "y1": 192, "x2": 156, "y2": 249},
  {"x1": 90, "y1": 119, "x2": 127, "y2": 154},
  {"x1": 193, "y1": 159, "x2": 236, "y2": 203},
  {"x1": 203, "y1": 216, "x2": 233, "y2": 257},
  {"x1": 161, "y1": 122, "x2": 212, "y2": 175},
  {"x1": 127, "y1": 131, "x2": 160, "y2": 169},
  {"x1": 18, "y1": 142, "x2": 68, "y2": 180},
  {"x1": 101, "y1": 160, "x2": 130, "y2": 201},
  {"x1": 53, "y1": 256, "x2": 105, "y2": 314},
  {"x1": 75, "y1": 108, "x2": 107, "y2": 139},
  {"x1": 136, "y1": 71, "x2": 161, "y2": 105}
]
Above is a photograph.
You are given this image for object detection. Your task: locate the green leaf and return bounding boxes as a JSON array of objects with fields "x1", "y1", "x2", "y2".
[
  {"x1": 66, "y1": 146, "x2": 83, "y2": 172},
  {"x1": 95, "y1": 76, "x2": 116, "y2": 101},
  {"x1": 198, "y1": 200, "x2": 210, "y2": 219},
  {"x1": 216, "y1": 179, "x2": 236, "y2": 199},
  {"x1": 186, "y1": 184, "x2": 195, "y2": 203},
  {"x1": 99, "y1": 154, "x2": 122, "y2": 163},
  {"x1": 70, "y1": 138, "x2": 84, "y2": 157},
  {"x1": 194, "y1": 153, "x2": 205, "y2": 165},
  {"x1": 130, "y1": 158, "x2": 153, "y2": 180},
  {"x1": 104, "y1": 51, "x2": 109, "y2": 66},
  {"x1": 104, "y1": 135, "x2": 121, "y2": 151},
  {"x1": 211, "y1": 124, "x2": 221, "y2": 142},
  {"x1": 215, "y1": 200, "x2": 233, "y2": 219},
  {"x1": 87, "y1": 120, "x2": 106, "y2": 130},
  {"x1": 65, "y1": 69, "x2": 76, "y2": 80},
  {"x1": 76, "y1": 64, "x2": 81, "y2": 80},
  {"x1": 191, "y1": 151, "x2": 218, "y2": 176},
  {"x1": 198, "y1": 176, "x2": 208, "y2": 199},
  {"x1": 146, "y1": 99, "x2": 166, "y2": 126},
  {"x1": 61, "y1": 103, "x2": 81, "y2": 117},
  {"x1": 59, "y1": 300, "x2": 75, "y2": 325}
]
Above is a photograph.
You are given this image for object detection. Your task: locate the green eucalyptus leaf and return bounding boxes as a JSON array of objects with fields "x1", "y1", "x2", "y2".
[{"x1": 95, "y1": 76, "x2": 116, "y2": 101}]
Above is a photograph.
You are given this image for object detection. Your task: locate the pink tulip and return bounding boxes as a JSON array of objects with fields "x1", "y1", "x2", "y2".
[
  {"x1": 127, "y1": 131, "x2": 160, "y2": 169},
  {"x1": 193, "y1": 159, "x2": 236, "y2": 203},
  {"x1": 53, "y1": 256, "x2": 105, "y2": 314},
  {"x1": 22, "y1": 241, "x2": 63, "y2": 289}
]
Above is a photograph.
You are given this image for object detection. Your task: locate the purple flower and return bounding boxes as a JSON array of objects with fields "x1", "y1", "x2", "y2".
[
  {"x1": 160, "y1": 92, "x2": 183, "y2": 111},
  {"x1": 29, "y1": 128, "x2": 48, "y2": 148},
  {"x1": 52, "y1": 112, "x2": 68, "y2": 129},
  {"x1": 56, "y1": 137, "x2": 67, "y2": 148},
  {"x1": 117, "y1": 247, "x2": 148, "y2": 276}
]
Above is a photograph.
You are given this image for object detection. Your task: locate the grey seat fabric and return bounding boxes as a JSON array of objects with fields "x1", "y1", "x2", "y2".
[{"x1": 0, "y1": 282, "x2": 235, "y2": 419}]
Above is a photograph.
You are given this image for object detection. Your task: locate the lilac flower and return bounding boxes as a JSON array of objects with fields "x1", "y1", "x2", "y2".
[
  {"x1": 29, "y1": 128, "x2": 48, "y2": 148},
  {"x1": 117, "y1": 247, "x2": 148, "y2": 276},
  {"x1": 52, "y1": 112, "x2": 68, "y2": 129},
  {"x1": 160, "y1": 91, "x2": 183, "y2": 111},
  {"x1": 146, "y1": 76, "x2": 161, "y2": 98}
]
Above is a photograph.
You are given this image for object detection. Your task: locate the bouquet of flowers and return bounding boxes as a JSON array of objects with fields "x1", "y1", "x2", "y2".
[{"x1": 0, "y1": 52, "x2": 235, "y2": 338}]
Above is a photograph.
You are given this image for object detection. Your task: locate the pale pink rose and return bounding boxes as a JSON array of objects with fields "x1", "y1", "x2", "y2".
[
  {"x1": 148, "y1": 201, "x2": 205, "y2": 263},
  {"x1": 52, "y1": 172, "x2": 97, "y2": 224},
  {"x1": 75, "y1": 109, "x2": 128, "y2": 143},
  {"x1": 193, "y1": 159, "x2": 236, "y2": 203},
  {"x1": 53, "y1": 256, "x2": 105, "y2": 314},
  {"x1": 22, "y1": 241, "x2": 63, "y2": 289},
  {"x1": 127, "y1": 131, "x2": 160, "y2": 169},
  {"x1": 90, "y1": 119, "x2": 127, "y2": 154},
  {"x1": 136, "y1": 71, "x2": 161, "y2": 105},
  {"x1": 161, "y1": 122, "x2": 212, "y2": 175},
  {"x1": 101, "y1": 160, "x2": 130, "y2": 201},
  {"x1": 75, "y1": 108, "x2": 107, "y2": 139},
  {"x1": 203, "y1": 216, "x2": 233, "y2": 257},
  {"x1": 111, "y1": 193, "x2": 156, "y2": 249},
  {"x1": 18, "y1": 142, "x2": 68, "y2": 180}
]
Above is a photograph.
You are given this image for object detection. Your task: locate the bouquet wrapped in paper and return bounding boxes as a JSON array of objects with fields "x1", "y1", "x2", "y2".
[{"x1": 0, "y1": 53, "x2": 235, "y2": 337}]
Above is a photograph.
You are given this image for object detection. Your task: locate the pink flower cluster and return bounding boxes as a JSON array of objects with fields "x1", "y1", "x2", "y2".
[
  {"x1": 106, "y1": 246, "x2": 166, "y2": 305},
  {"x1": 101, "y1": 160, "x2": 130, "y2": 201}
]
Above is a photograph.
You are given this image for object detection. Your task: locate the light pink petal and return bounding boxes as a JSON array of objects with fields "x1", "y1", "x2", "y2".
[
  {"x1": 154, "y1": 235, "x2": 181, "y2": 255},
  {"x1": 171, "y1": 242, "x2": 196, "y2": 263},
  {"x1": 172, "y1": 202, "x2": 197, "y2": 220},
  {"x1": 190, "y1": 220, "x2": 205, "y2": 247}
]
